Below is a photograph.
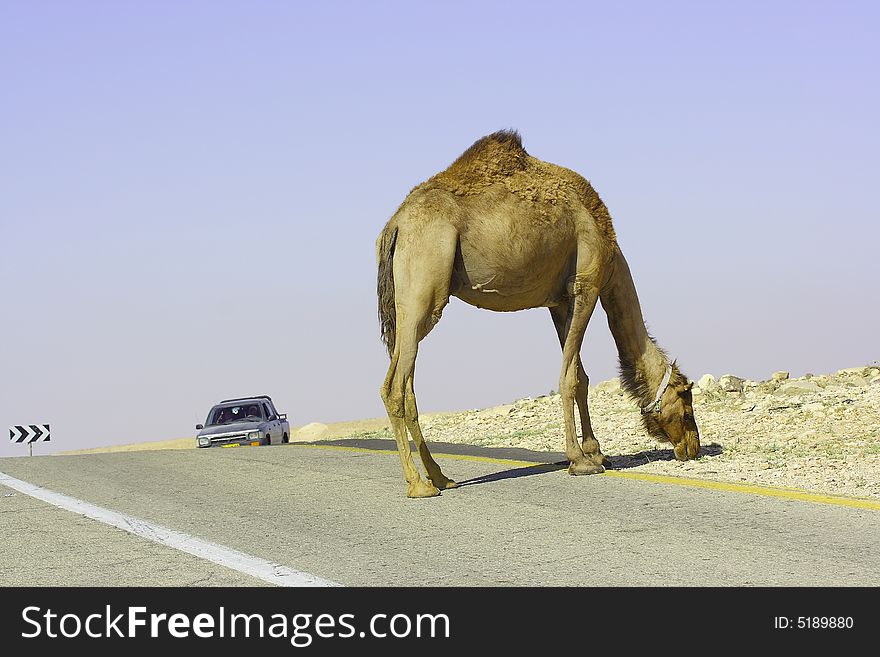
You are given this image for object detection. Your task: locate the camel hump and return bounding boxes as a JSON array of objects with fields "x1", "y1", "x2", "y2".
[
  {"x1": 423, "y1": 129, "x2": 528, "y2": 196},
  {"x1": 409, "y1": 131, "x2": 617, "y2": 246},
  {"x1": 451, "y1": 129, "x2": 527, "y2": 168}
]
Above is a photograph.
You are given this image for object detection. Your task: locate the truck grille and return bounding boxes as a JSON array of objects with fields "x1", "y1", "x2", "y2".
[{"x1": 208, "y1": 433, "x2": 248, "y2": 444}]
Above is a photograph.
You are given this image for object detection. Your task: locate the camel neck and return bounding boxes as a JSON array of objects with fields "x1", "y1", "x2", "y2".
[{"x1": 600, "y1": 247, "x2": 669, "y2": 402}]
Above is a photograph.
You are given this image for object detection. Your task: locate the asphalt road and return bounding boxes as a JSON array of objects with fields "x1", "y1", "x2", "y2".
[{"x1": 1, "y1": 442, "x2": 878, "y2": 586}]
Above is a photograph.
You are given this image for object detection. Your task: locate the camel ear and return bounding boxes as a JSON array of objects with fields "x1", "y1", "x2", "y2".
[{"x1": 685, "y1": 381, "x2": 694, "y2": 391}]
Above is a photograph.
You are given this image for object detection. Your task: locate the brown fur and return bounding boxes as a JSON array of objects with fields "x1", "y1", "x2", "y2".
[
  {"x1": 417, "y1": 130, "x2": 617, "y2": 245},
  {"x1": 618, "y1": 337, "x2": 685, "y2": 405},
  {"x1": 427, "y1": 129, "x2": 529, "y2": 193}
]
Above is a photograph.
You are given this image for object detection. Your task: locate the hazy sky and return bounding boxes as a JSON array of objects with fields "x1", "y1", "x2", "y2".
[{"x1": 2, "y1": 1, "x2": 878, "y2": 456}]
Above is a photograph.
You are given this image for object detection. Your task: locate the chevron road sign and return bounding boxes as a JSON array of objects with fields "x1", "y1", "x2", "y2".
[{"x1": 9, "y1": 424, "x2": 51, "y2": 444}]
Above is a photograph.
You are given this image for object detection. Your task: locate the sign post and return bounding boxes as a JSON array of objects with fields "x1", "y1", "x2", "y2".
[{"x1": 9, "y1": 424, "x2": 51, "y2": 456}]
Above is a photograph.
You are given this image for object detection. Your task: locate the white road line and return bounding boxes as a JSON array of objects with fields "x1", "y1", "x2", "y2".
[{"x1": 0, "y1": 471, "x2": 341, "y2": 587}]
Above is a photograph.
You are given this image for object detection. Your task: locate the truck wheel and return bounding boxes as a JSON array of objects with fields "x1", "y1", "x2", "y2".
[
  {"x1": 282, "y1": 433, "x2": 289, "y2": 444},
  {"x1": 265, "y1": 434, "x2": 271, "y2": 446}
]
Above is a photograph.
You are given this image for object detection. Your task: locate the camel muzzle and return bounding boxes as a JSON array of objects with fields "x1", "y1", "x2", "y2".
[{"x1": 674, "y1": 431, "x2": 701, "y2": 460}]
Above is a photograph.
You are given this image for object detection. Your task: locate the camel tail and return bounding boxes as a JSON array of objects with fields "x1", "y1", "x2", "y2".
[{"x1": 377, "y1": 225, "x2": 398, "y2": 357}]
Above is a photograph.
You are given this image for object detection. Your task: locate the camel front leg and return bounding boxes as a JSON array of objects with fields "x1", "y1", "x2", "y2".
[
  {"x1": 550, "y1": 305, "x2": 608, "y2": 468},
  {"x1": 556, "y1": 287, "x2": 604, "y2": 475},
  {"x1": 575, "y1": 356, "x2": 609, "y2": 466},
  {"x1": 574, "y1": 362, "x2": 607, "y2": 466}
]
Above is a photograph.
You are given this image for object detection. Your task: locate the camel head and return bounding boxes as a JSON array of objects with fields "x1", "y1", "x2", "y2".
[{"x1": 640, "y1": 369, "x2": 701, "y2": 460}]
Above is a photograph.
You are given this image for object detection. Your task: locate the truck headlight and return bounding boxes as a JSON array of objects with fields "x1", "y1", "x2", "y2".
[
  {"x1": 198, "y1": 437, "x2": 210, "y2": 447},
  {"x1": 248, "y1": 431, "x2": 260, "y2": 440}
]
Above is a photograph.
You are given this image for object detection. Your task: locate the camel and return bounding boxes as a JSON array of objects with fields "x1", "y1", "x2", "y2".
[{"x1": 376, "y1": 130, "x2": 701, "y2": 498}]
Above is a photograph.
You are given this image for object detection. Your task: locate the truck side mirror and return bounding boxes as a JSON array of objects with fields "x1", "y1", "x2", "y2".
[
  {"x1": 196, "y1": 424, "x2": 204, "y2": 430},
  {"x1": 279, "y1": 414, "x2": 287, "y2": 421}
]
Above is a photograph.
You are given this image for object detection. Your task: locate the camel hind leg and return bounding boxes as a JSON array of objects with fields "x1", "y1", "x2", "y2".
[
  {"x1": 380, "y1": 223, "x2": 458, "y2": 497},
  {"x1": 405, "y1": 377, "x2": 457, "y2": 490},
  {"x1": 381, "y1": 349, "x2": 431, "y2": 497}
]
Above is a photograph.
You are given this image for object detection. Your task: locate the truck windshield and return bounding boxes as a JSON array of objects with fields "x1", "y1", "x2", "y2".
[{"x1": 207, "y1": 403, "x2": 265, "y2": 425}]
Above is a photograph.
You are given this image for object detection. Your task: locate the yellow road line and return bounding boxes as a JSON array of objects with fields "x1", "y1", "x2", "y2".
[
  {"x1": 291, "y1": 443, "x2": 880, "y2": 511},
  {"x1": 602, "y1": 470, "x2": 880, "y2": 511}
]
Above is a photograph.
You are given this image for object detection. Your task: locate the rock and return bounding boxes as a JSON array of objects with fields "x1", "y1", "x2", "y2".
[
  {"x1": 871, "y1": 376, "x2": 880, "y2": 385},
  {"x1": 697, "y1": 374, "x2": 717, "y2": 391},
  {"x1": 804, "y1": 402, "x2": 825, "y2": 413},
  {"x1": 836, "y1": 367, "x2": 866, "y2": 376},
  {"x1": 719, "y1": 374, "x2": 745, "y2": 393},
  {"x1": 772, "y1": 371, "x2": 790, "y2": 381},
  {"x1": 291, "y1": 422, "x2": 328, "y2": 442},
  {"x1": 778, "y1": 381, "x2": 822, "y2": 395},
  {"x1": 594, "y1": 378, "x2": 622, "y2": 395}
]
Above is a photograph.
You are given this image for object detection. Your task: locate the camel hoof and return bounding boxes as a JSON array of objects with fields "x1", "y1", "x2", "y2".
[
  {"x1": 407, "y1": 481, "x2": 441, "y2": 498},
  {"x1": 428, "y1": 476, "x2": 458, "y2": 490},
  {"x1": 568, "y1": 461, "x2": 605, "y2": 476}
]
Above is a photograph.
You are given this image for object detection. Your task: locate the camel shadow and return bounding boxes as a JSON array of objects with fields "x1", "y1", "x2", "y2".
[
  {"x1": 608, "y1": 442, "x2": 724, "y2": 470},
  {"x1": 456, "y1": 442, "x2": 724, "y2": 487},
  {"x1": 311, "y1": 436, "x2": 723, "y2": 487},
  {"x1": 456, "y1": 462, "x2": 569, "y2": 487}
]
